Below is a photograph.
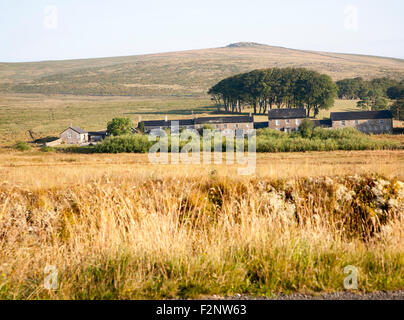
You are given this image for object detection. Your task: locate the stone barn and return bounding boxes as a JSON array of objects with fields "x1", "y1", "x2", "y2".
[{"x1": 60, "y1": 127, "x2": 88, "y2": 144}]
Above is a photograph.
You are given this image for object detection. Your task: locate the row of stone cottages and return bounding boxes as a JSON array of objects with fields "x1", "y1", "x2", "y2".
[{"x1": 56, "y1": 109, "x2": 393, "y2": 145}]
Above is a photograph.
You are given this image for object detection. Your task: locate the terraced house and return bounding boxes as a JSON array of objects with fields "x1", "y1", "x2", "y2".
[
  {"x1": 268, "y1": 108, "x2": 307, "y2": 132},
  {"x1": 140, "y1": 116, "x2": 254, "y2": 136},
  {"x1": 330, "y1": 110, "x2": 393, "y2": 134},
  {"x1": 140, "y1": 110, "x2": 394, "y2": 136},
  {"x1": 194, "y1": 116, "x2": 254, "y2": 136},
  {"x1": 140, "y1": 118, "x2": 194, "y2": 133}
]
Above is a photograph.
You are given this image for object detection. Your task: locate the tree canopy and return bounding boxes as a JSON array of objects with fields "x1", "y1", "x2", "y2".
[
  {"x1": 391, "y1": 99, "x2": 404, "y2": 121},
  {"x1": 336, "y1": 77, "x2": 403, "y2": 111},
  {"x1": 336, "y1": 77, "x2": 400, "y2": 100},
  {"x1": 387, "y1": 83, "x2": 404, "y2": 100},
  {"x1": 107, "y1": 118, "x2": 133, "y2": 136},
  {"x1": 208, "y1": 68, "x2": 337, "y2": 117},
  {"x1": 387, "y1": 83, "x2": 404, "y2": 120}
]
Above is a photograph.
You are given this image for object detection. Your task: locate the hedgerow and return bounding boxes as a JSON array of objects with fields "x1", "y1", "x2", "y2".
[{"x1": 93, "y1": 129, "x2": 402, "y2": 154}]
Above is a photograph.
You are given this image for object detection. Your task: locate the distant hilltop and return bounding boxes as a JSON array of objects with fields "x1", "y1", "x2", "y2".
[
  {"x1": 226, "y1": 42, "x2": 269, "y2": 48},
  {"x1": 1, "y1": 42, "x2": 403, "y2": 97}
]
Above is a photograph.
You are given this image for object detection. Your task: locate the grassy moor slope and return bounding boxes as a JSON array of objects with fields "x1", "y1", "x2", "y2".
[{"x1": 1, "y1": 43, "x2": 404, "y2": 97}]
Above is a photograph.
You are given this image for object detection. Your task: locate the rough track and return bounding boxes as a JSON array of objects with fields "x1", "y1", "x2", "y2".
[{"x1": 207, "y1": 291, "x2": 404, "y2": 300}]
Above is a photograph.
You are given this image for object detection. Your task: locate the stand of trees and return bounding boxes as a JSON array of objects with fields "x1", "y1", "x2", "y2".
[
  {"x1": 387, "y1": 83, "x2": 404, "y2": 120},
  {"x1": 208, "y1": 68, "x2": 338, "y2": 117},
  {"x1": 336, "y1": 77, "x2": 403, "y2": 112},
  {"x1": 336, "y1": 77, "x2": 400, "y2": 100}
]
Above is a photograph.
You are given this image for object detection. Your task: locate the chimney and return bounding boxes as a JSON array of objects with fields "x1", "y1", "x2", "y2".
[
  {"x1": 165, "y1": 115, "x2": 168, "y2": 122},
  {"x1": 138, "y1": 115, "x2": 142, "y2": 122},
  {"x1": 249, "y1": 112, "x2": 252, "y2": 117}
]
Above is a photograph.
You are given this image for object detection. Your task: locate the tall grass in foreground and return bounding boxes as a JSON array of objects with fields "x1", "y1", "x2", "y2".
[
  {"x1": 255, "y1": 128, "x2": 402, "y2": 152},
  {"x1": 0, "y1": 173, "x2": 403, "y2": 299},
  {"x1": 93, "y1": 128, "x2": 402, "y2": 154}
]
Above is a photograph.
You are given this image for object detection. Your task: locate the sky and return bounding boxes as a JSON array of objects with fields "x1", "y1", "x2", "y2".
[{"x1": 0, "y1": 0, "x2": 403, "y2": 62}]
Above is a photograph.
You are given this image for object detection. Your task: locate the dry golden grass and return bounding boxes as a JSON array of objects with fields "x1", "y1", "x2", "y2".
[
  {"x1": 1, "y1": 150, "x2": 403, "y2": 188},
  {"x1": 0, "y1": 151, "x2": 403, "y2": 299}
]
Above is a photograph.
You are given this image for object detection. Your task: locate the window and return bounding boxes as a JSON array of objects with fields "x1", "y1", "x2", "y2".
[
  {"x1": 68, "y1": 132, "x2": 72, "y2": 139},
  {"x1": 355, "y1": 120, "x2": 359, "y2": 125},
  {"x1": 224, "y1": 124, "x2": 227, "y2": 129},
  {"x1": 379, "y1": 119, "x2": 385, "y2": 124},
  {"x1": 295, "y1": 119, "x2": 300, "y2": 125},
  {"x1": 235, "y1": 129, "x2": 243, "y2": 137},
  {"x1": 246, "y1": 124, "x2": 249, "y2": 128},
  {"x1": 341, "y1": 120, "x2": 346, "y2": 126},
  {"x1": 275, "y1": 120, "x2": 280, "y2": 126},
  {"x1": 285, "y1": 119, "x2": 290, "y2": 124},
  {"x1": 235, "y1": 124, "x2": 239, "y2": 128},
  {"x1": 215, "y1": 124, "x2": 219, "y2": 129}
]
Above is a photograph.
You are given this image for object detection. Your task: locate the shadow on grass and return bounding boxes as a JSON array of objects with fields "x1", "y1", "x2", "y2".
[{"x1": 33, "y1": 136, "x2": 59, "y2": 144}]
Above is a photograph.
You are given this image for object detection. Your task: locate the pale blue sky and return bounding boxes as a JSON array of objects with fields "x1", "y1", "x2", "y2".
[{"x1": 1, "y1": 0, "x2": 403, "y2": 62}]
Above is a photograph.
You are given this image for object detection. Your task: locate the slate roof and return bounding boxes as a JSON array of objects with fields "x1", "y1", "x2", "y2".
[
  {"x1": 176, "y1": 119, "x2": 194, "y2": 126},
  {"x1": 141, "y1": 120, "x2": 168, "y2": 127},
  {"x1": 195, "y1": 116, "x2": 253, "y2": 124},
  {"x1": 142, "y1": 119, "x2": 194, "y2": 127},
  {"x1": 88, "y1": 130, "x2": 107, "y2": 136},
  {"x1": 330, "y1": 110, "x2": 393, "y2": 121},
  {"x1": 71, "y1": 127, "x2": 87, "y2": 134},
  {"x1": 61, "y1": 126, "x2": 87, "y2": 134},
  {"x1": 268, "y1": 108, "x2": 307, "y2": 119},
  {"x1": 141, "y1": 116, "x2": 253, "y2": 128},
  {"x1": 254, "y1": 122, "x2": 269, "y2": 129}
]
